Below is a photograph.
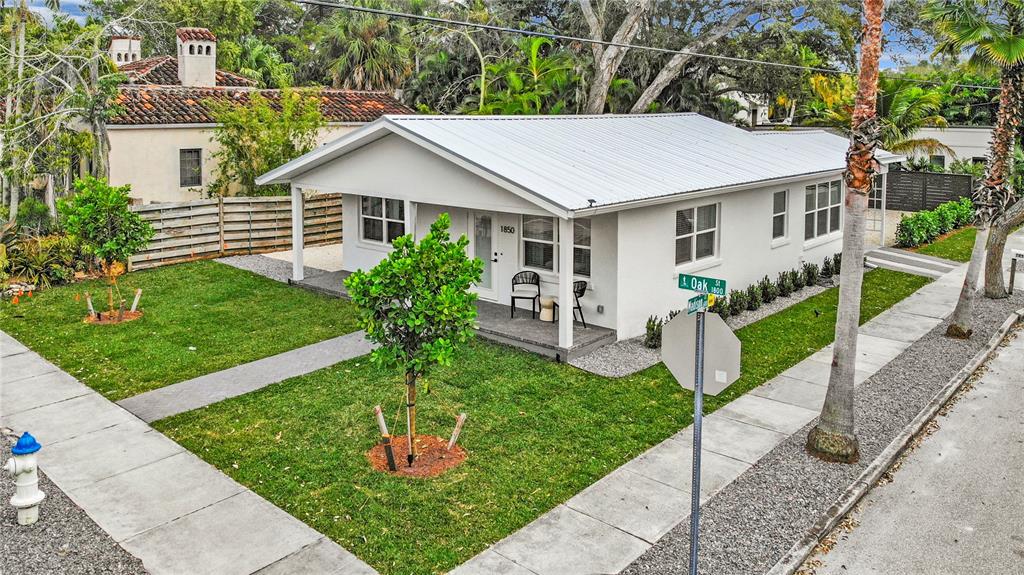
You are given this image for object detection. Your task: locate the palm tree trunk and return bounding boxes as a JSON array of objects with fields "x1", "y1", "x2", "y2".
[
  {"x1": 806, "y1": 0, "x2": 885, "y2": 463},
  {"x1": 946, "y1": 225, "x2": 989, "y2": 338},
  {"x1": 405, "y1": 371, "x2": 418, "y2": 466}
]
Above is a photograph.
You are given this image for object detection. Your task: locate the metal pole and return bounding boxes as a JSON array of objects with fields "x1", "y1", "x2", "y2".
[{"x1": 689, "y1": 310, "x2": 705, "y2": 575}]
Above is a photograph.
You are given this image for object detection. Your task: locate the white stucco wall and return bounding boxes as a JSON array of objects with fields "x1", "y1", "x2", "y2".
[
  {"x1": 107, "y1": 123, "x2": 359, "y2": 204},
  {"x1": 916, "y1": 126, "x2": 992, "y2": 165}
]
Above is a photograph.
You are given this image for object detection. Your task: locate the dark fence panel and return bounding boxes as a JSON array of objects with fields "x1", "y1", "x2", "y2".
[{"x1": 886, "y1": 171, "x2": 973, "y2": 212}]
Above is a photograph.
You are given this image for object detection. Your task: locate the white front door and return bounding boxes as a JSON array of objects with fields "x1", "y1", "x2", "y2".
[{"x1": 470, "y1": 211, "x2": 499, "y2": 301}]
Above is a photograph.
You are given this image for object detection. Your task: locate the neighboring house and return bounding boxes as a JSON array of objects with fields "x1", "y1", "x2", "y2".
[
  {"x1": 104, "y1": 28, "x2": 410, "y2": 204},
  {"x1": 913, "y1": 126, "x2": 993, "y2": 169},
  {"x1": 258, "y1": 114, "x2": 901, "y2": 347}
]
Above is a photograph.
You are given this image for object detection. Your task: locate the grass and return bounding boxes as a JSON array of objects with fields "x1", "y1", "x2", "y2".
[
  {"x1": 913, "y1": 226, "x2": 977, "y2": 263},
  {"x1": 0, "y1": 261, "x2": 360, "y2": 400},
  {"x1": 155, "y1": 268, "x2": 929, "y2": 575}
]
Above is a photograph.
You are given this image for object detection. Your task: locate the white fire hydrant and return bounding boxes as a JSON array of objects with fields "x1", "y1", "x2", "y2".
[{"x1": 4, "y1": 432, "x2": 45, "y2": 526}]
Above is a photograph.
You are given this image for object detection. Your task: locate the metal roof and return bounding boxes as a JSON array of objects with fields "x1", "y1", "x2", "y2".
[{"x1": 259, "y1": 113, "x2": 901, "y2": 215}]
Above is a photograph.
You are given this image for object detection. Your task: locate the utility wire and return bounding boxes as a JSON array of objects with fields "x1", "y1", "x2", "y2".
[{"x1": 292, "y1": 0, "x2": 1001, "y2": 93}]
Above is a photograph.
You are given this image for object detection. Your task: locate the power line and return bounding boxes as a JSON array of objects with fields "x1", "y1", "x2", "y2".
[{"x1": 293, "y1": 0, "x2": 1001, "y2": 93}]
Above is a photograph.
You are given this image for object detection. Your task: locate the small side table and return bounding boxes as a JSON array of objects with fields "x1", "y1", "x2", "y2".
[{"x1": 539, "y1": 296, "x2": 556, "y2": 322}]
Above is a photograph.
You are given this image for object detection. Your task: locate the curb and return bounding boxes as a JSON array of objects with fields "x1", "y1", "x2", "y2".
[{"x1": 765, "y1": 306, "x2": 1024, "y2": 575}]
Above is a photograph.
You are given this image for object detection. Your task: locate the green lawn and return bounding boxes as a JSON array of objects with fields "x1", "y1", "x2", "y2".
[
  {"x1": 155, "y1": 268, "x2": 929, "y2": 575},
  {"x1": 914, "y1": 226, "x2": 976, "y2": 263},
  {"x1": 0, "y1": 261, "x2": 360, "y2": 400}
]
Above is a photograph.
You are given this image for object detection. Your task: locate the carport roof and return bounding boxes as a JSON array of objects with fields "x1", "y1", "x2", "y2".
[{"x1": 257, "y1": 113, "x2": 901, "y2": 216}]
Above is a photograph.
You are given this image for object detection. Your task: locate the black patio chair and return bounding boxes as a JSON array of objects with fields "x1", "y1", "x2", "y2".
[
  {"x1": 510, "y1": 271, "x2": 541, "y2": 319},
  {"x1": 553, "y1": 280, "x2": 588, "y2": 328}
]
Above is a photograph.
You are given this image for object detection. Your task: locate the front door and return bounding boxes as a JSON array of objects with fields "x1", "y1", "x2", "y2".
[{"x1": 470, "y1": 211, "x2": 498, "y2": 301}]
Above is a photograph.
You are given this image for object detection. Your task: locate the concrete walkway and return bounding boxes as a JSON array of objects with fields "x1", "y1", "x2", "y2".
[
  {"x1": 815, "y1": 326, "x2": 1024, "y2": 574},
  {"x1": 451, "y1": 265, "x2": 969, "y2": 575},
  {"x1": 117, "y1": 331, "x2": 374, "y2": 422},
  {"x1": 0, "y1": 332, "x2": 376, "y2": 575}
]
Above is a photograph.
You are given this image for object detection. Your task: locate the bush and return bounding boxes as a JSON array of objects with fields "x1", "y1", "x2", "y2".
[
  {"x1": 6, "y1": 234, "x2": 78, "y2": 288},
  {"x1": 803, "y1": 262, "x2": 820, "y2": 286},
  {"x1": 790, "y1": 268, "x2": 805, "y2": 290},
  {"x1": 17, "y1": 197, "x2": 55, "y2": 236},
  {"x1": 745, "y1": 284, "x2": 762, "y2": 311},
  {"x1": 822, "y1": 256, "x2": 834, "y2": 278},
  {"x1": 643, "y1": 315, "x2": 664, "y2": 349},
  {"x1": 952, "y1": 197, "x2": 975, "y2": 227},
  {"x1": 833, "y1": 252, "x2": 842, "y2": 274},
  {"x1": 728, "y1": 288, "x2": 748, "y2": 316},
  {"x1": 776, "y1": 271, "x2": 794, "y2": 297},
  {"x1": 758, "y1": 275, "x2": 778, "y2": 303},
  {"x1": 710, "y1": 294, "x2": 729, "y2": 319},
  {"x1": 948, "y1": 158, "x2": 985, "y2": 179},
  {"x1": 895, "y1": 198, "x2": 976, "y2": 248}
]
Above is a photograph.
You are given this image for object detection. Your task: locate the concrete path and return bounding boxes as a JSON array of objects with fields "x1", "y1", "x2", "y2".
[
  {"x1": 0, "y1": 331, "x2": 377, "y2": 575},
  {"x1": 865, "y1": 246, "x2": 958, "y2": 279},
  {"x1": 814, "y1": 326, "x2": 1024, "y2": 574},
  {"x1": 117, "y1": 331, "x2": 374, "y2": 422},
  {"x1": 450, "y1": 264, "x2": 969, "y2": 575}
]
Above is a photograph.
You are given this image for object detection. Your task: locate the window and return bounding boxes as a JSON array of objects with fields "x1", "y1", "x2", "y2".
[
  {"x1": 205, "y1": 45, "x2": 212, "y2": 56},
  {"x1": 868, "y1": 174, "x2": 883, "y2": 209},
  {"x1": 675, "y1": 204, "x2": 718, "y2": 265},
  {"x1": 972, "y1": 156, "x2": 987, "y2": 165},
  {"x1": 772, "y1": 190, "x2": 788, "y2": 239},
  {"x1": 804, "y1": 180, "x2": 842, "y2": 240},
  {"x1": 179, "y1": 149, "x2": 202, "y2": 187},
  {"x1": 930, "y1": 154, "x2": 946, "y2": 169},
  {"x1": 360, "y1": 196, "x2": 405, "y2": 244},
  {"x1": 522, "y1": 215, "x2": 555, "y2": 271},
  {"x1": 573, "y1": 218, "x2": 591, "y2": 277},
  {"x1": 189, "y1": 44, "x2": 195, "y2": 55}
]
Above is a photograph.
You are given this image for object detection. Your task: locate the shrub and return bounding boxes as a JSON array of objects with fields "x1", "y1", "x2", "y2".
[
  {"x1": 790, "y1": 268, "x2": 805, "y2": 290},
  {"x1": 745, "y1": 284, "x2": 762, "y2": 311},
  {"x1": 934, "y1": 202, "x2": 958, "y2": 234},
  {"x1": 6, "y1": 235, "x2": 77, "y2": 288},
  {"x1": 16, "y1": 197, "x2": 55, "y2": 236},
  {"x1": 822, "y1": 256, "x2": 834, "y2": 278},
  {"x1": 776, "y1": 271, "x2": 794, "y2": 297},
  {"x1": 728, "y1": 288, "x2": 748, "y2": 316},
  {"x1": 644, "y1": 315, "x2": 664, "y2": 348},
  {"x1": 833, "y1": 252, "x2": 842, "y2": 274},
  {"x1": 710, "y1": 294, "x2": 729, "y2": 319},
  {"x1": 948, "y1": 158, "x2": 985, "y2": 179},
  {"x1": 803, "y1": 262, "x2": 820, "y2": 286},
  {"x1": 952, "y1": 197, "x2": 975, "y2": 227},
  {"x1": 758, "y1": 275, "x2": 778, "y2": 303},
  {"x1": 895, "y1": 198, "x2": 976, "y2": 248}
]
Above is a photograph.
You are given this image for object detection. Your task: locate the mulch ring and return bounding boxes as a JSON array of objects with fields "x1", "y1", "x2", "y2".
[
  {"x1": 84, "y1": 311, "x2": 143, "y2": 325},
  {"x1": 367, "y1": 434, "x2": 466, "y2": 478}
]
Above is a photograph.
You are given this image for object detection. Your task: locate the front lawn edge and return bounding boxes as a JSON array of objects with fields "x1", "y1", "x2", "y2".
[{"x1": 765, "y1": 306, "x2": 1024, "y2": 575}]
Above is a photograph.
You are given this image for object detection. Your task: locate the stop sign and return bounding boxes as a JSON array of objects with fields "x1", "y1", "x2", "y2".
[{"x1": 661, "y1": 312, "x2": 741, "y2": 396}]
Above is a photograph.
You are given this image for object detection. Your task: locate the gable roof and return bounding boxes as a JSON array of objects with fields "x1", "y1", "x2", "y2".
[
  {"x1": 109, "y1": 86, "x2": 413, "y2": 126},
  {"x1": 119, "y1": 55, "x2": 256, "y2": 87},
  {"x1": 257, "y1": 113, "x2": 902, "y2": 216}
]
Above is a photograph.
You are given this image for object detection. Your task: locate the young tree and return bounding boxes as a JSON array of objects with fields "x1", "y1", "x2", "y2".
[
  {"x1": 806, "y1": 0, "x2": 885, "y2": 464},
  {"x1": 207, "y1": 88, "x2": 324, "y2": 196},
  {"x1": 344, "y1": 214, "x2": 482, "y2": 466}
]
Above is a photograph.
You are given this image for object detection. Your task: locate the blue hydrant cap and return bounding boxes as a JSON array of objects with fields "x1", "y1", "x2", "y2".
[{"x1": 11, "y1": 432, "x2": 41, "y2": 455}]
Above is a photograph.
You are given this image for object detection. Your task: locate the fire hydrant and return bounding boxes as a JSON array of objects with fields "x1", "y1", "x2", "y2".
[{"x1": 3, "y1": 432, "x2": 45, "y2": 526}]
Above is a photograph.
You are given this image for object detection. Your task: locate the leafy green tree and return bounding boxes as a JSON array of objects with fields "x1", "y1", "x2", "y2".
[
  {"x1": 233, "y1": 36, "x2": 294, "y2": 88},
  {"x1": 319, "y1": 0, "x2": 412, "y2": 91},
  {"x1": 472, "y1": 37, "x2": 579, "y2": 115},
  {"x1": 344, "y1": 213, "x2": 483, "y2": 466},
  {"x1": 207, "y1": 88, "x2": 324, "y2": 196}
]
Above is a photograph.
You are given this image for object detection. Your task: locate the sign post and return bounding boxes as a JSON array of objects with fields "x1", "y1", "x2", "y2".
[{"x1": 665, "y1": 274, "x2": 741, "y2": 575}]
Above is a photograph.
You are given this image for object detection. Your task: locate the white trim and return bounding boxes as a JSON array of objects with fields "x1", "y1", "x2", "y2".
[
  {"x1": 290, "y1": 185, "x2": 304, "y2": 282},
  {"x1": 674, "y1": 257, "x2": 723, "y2": 276},
  {"x1": 109, "y1": 121, "x2": 366, "y2": 130},
  {"x1": 803, "y1": 230, "x2": 843, "y2": 250}
]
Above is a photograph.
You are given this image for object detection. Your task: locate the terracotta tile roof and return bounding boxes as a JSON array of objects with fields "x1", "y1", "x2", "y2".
[
  {"x1": 176, "y1": 28, "x2": 217, "y2": 42},
  {"x1": 110, "y1": 86, "x2": 412, "y2": 125},
  {"x1": 118, "y1": 55, "x2": 256, "y2": 87}
]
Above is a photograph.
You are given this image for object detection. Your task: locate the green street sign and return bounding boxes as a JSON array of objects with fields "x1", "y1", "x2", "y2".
[
  {"x1": 679, "y1": 273, "x2": 727, "y2": 297},
  {"x1": 687, "y1": 293, "x2": 708, "y2": 315}
]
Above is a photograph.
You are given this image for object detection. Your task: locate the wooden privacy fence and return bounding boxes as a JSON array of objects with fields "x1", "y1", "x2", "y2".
[
  {"x1": 130, "y1": 194, "x2": 342, "y2": 270},
  {"x1": 886, "y1": 171, "x2": 973, "y2": 212}
]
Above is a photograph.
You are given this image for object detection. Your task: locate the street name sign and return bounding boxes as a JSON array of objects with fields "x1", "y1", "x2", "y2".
[
  {"x1": 687, "y1": 293, "x2": 707, "y2": 315},
  {"x1": 678, "y1": 273, "x2": 727, "y2": 297}
]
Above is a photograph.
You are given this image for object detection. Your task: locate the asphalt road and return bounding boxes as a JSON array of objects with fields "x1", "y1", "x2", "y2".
[{"x1": 815, "y1": 326, "x2": 1024, "y2": 574}]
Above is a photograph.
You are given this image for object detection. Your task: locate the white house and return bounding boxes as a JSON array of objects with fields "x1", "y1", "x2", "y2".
[
  {"x1": 257, "y1": 114, "x2": 900, "y2": 350},
  {"x1": 103, "y1": 28, "x2": 410, "y2": 204},
  {"x1": 913, "y1": 126, "x2": 993, "y2": 169}
]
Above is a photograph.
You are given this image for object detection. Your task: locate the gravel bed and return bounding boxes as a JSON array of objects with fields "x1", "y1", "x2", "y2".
[
  {"x1": 0, "y1": 433, "x2": 148, "y2": 575},
  {"x1": 217, "y1": 254, "x2": 326, "y2": 283},
  {"x1": 726, "y1": 282, "x2": 831, "y2": 330},
  {"x1": 622, "y1": 293, "x2": 1023, "y2": 575},
  {"x1": 569, "y1": 336, "x2": 662, "y2": 377}
]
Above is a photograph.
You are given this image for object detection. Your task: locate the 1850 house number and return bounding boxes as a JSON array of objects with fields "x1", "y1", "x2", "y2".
[{"x1": 500, "y1": 225, "x2": 516, "y2": 234}]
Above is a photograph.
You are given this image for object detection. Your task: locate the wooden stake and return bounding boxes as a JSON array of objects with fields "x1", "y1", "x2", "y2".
[
  {"x1": 374, "y1": 405, "x2": 389, "y2": 436},
  {"x1": 130, "y1": 288, "x2": 142, "y2": 312},
  {"x1": 381, "y1": 434, "x2": 397, "y2": 472},
  {"x1": 448, "y1": 413, "x2": 467, "y2": 451},
  {"x1": 107, "y1": 287, "x2": 114, "y2": 314},
  {"x1": 406, "y1": 372, "x2": 417, "y2": 466},
  {"x1": 117, "y1": 299, "x2": 125, "y2": 322},
  {"x1": 85, "y1": 292, "x2": 95, "y2": 317}
]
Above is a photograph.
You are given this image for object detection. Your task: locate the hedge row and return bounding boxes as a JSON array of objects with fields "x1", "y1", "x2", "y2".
[{"x1": 895, "y1": 197, "x2": 974, "y2": 248}]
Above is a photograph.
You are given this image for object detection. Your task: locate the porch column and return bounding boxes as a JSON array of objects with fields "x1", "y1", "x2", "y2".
[
  {"x1": 291, "y1": 184, "x2": 304, "y2": 282},
  {"x1": 558, "y1": 217, "x2": 574, "y2": 350},
  {"x1": 407, "y1": 200, "x2": 418, "y2": 239},
  {"x1": 880, "y1": 171, "x2": 888, "y2": 246}
]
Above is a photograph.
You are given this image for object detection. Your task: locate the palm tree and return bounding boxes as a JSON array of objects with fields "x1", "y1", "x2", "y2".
[
  {"x1": 472, "y1": 37, "x2": 578, "y2": 115},
  {"x1": 926, "y1": 0, "x2": 1024, "y2": 306},
  {"x1": 319, "y1": 2, "x2": 412, "y2": 91},
  {"x1": 235, "y1": 36, "x2": 294, "y2": 89},
  {"x1": 806, "y1": 0, "x2": 885, "y2": 464}
]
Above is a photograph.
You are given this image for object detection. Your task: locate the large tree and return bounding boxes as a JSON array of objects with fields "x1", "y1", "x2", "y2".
[{"x1": 806, "y1": 0, "x2": 885, "y2": 463}]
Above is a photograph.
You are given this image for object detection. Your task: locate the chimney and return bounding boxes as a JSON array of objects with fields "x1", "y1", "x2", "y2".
[
  {"x1": 109, "y1": 35, "x2": 142, "y2": 68},
  {"x1": 175, "y1": 28, "x2": 217, "y2": 88}
]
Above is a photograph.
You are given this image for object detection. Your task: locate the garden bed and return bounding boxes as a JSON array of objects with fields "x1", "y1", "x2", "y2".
[
  {"x1": 154, "y1": 268, "x2": 929, "y2": 575},
  {"x1": 0, "y1": 260, "x2": 361, "y2": 401}
]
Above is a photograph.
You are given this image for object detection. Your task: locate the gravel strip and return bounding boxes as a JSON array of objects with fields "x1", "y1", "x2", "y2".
[
  {"x1": 726, "y1": 283, "x2": 831, "y2": 331},
  {"x1": 217, "y1": 254, "x2": 327, "y2": 283},
  {"x1": 569, "y1": 336, "x2": 662, "y2": 377},
  {"x1": 622, "y1": 293, "x2": 1023, "y2": 575},
  {"x1": 0, "y1": 433, "x2": 148, "y2": 575}
]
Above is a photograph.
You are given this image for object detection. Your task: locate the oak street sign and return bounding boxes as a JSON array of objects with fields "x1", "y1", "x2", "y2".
[{"x1": 678, "y1": 273, "x2": 727, "y2": 297}]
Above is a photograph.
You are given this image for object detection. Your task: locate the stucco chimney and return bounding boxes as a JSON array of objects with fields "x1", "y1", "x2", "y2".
[
  {"x1": 108, "y1": 35, "x2": 142, "y2": 67},
  {"x1": 175, "y1": 28, "x2": 217, "y2": 87}
]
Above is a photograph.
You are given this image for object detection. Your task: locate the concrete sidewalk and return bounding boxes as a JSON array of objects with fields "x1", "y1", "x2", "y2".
[
  {"x1": 451, "y1": 265, "x2": 968, "y2": 575},
  {"x1": 814, "y1": 327, "x2": 1024, "y2": 574},
  {"x1": 0, "y1": 331, "x2": 376, "y2": 575}
]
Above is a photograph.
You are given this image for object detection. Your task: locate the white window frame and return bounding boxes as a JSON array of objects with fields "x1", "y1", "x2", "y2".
[
  {"x1": 868, "y1": 174, "x2": 883, "y2": 209},
  {"x1": 675, "y1": 203, "x2": 719, "y2": 267},
  {"x1": 772, "y1": 189, "x2": 788, "y2": 241},
  {"x1": 521, "y1": 215, "x2": 557, "y2": 272},
  {"x1": 359, "y1": 195, "x2": 405, "y2": 245},
  {"x1": 573, "y1": 218, "x2": 591, "y2": 277},
  {"x1": 179, "y1": 148, "x2": 202, "y2": 188},
  {"x1": 804, "y1": 179, "x2": 842, "y2": 241}
]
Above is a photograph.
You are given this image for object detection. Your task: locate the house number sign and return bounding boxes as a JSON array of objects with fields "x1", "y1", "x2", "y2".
[{"x1": 500, "y1": 225, "x2": 516, "y2": 234}]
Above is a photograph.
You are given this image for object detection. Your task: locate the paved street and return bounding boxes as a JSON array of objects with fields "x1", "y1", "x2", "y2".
[{"x1": 816, "y1": 326, "x2": 1024, "y2": 574}]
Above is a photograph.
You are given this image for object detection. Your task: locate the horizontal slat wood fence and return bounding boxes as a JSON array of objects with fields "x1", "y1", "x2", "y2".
[
  {"x1": 886, "y1": 171, "x2": 973, "y2": 212},
  {"x1": 129, "y1": 194, "x2": 341, "y2": 270}
]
